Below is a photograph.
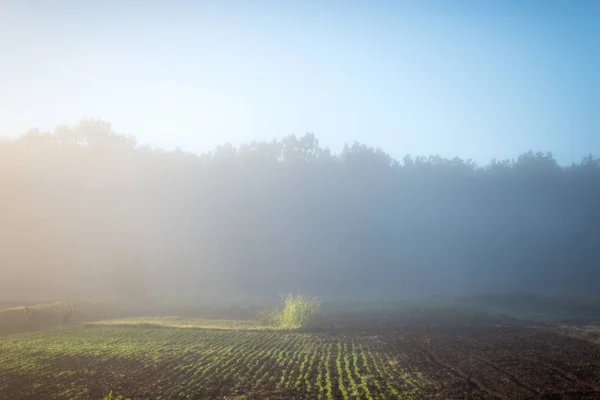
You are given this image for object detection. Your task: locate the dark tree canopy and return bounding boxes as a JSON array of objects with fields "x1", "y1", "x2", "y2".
[{"x1": 1, "y1": 119, "x2": 599, "y2": 302}]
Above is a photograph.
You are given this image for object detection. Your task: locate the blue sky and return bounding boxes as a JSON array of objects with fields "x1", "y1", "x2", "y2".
[{"x1": 1, "y1": 0, "x2": 598, "y2": 164}]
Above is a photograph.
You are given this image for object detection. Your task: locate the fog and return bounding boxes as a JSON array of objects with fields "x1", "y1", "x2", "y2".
[{"x1": 1, "y1": 120, "x2": 599, "y2": 304}]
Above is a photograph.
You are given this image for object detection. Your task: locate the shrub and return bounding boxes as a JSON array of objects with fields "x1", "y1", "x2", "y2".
[{"x1": 271, "y1": 293, "x2": 321, "y2": 329}]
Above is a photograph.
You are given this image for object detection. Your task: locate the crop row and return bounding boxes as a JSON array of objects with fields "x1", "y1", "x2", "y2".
[{"x1": 0, "y1": 327, "x2": 432, "y2": 399}]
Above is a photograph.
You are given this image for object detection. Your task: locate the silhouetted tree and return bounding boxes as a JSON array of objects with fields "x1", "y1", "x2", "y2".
[{"x1": 1, "y1": 119, "x2": 599, "y2": 301}]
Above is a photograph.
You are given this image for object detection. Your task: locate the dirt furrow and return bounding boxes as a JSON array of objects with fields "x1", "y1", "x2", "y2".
[
  {"x1": 451, "y1": 345, "x2": 540, "y2": 395},
  {"x1": 415, "y1": 344, "x2": 505, "y2": 399}
]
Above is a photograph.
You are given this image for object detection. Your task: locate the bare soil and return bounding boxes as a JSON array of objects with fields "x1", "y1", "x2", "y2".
[
  {"x1": 2, "y1": 311, "x2": 600, "y2": 399},
  {"x1": 319, "y1": 312, "x2": 600, "y2": 399}
]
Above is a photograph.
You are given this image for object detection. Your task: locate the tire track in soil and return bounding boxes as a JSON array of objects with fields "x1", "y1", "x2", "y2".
[
  {"x1": 380, "y1": 335, "x2": 466, "y2": 399},
  {"x1": 389, "y1": 332, "x2": 521, "y2": 399},
  {"x1": 517, "y1": 355, "x2": 600, "y2": 393},
  {"x1": 455, "y1": 335, "x2": 600, "y2": 394},
  {"x1": 414, "y1": 343, "x2": 505, "y2": 400},
  {"x1": 451, "y1": 328, "x2": 600, "y2": 396},
  {"x1": 450, "y1": 345, "x2": 540, "y2": 396},
  {"x1": 512, "y1": 329, "x2": 600, "y2": 367},
  {"x1": 398, "y1": 324, "x2": 600, "y2": 399}
]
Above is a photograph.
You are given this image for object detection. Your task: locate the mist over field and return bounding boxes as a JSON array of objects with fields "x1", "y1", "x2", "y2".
[
  {"x1": 1, "y1": 121, "x2": 599, "y2": 304},
  {"x1": 3, "y1": 3, "x2": 600, "y2": 399},
  {"x1": 2, "y1": 1, "x2": 599, "y2": 311}
]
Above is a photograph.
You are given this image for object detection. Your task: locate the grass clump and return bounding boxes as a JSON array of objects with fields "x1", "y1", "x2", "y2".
[
  {"x1": 260, "y1": 293, "x2": 321, "y2": 329},
  {"x1": 85, "y1": 316, "x2": 264, "y2": 330}
]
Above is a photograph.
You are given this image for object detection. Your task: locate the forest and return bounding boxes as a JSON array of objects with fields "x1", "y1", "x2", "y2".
[{"x1": 1, "y1": 119, "x2": 599, "y2": 303}]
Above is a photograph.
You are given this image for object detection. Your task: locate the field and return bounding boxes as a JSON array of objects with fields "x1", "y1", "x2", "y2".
[{"x1": 1, "y1": 303, "x2": 600, "y2": 399}]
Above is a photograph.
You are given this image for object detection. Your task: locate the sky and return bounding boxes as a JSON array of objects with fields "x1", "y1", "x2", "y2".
[{"x1": 1, "y1": 0, "x2": 598, "y2": 164}]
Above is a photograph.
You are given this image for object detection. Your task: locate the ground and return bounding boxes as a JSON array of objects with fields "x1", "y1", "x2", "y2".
[{"x1": 1, "y1": 302, "x2": 600, "y2": 399}]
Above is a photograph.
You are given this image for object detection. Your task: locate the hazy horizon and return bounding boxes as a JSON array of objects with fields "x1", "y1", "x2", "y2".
[
  {"x1": 2, "y1": 1, "x2": 599, "y2": 165},
  {"x1": 2, "y1": 3, "x2": 600, "y2": 398}
]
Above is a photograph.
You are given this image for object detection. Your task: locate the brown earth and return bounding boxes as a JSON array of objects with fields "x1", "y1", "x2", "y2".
[
  {"x1": 2, "y1": 311, "x2": 600, "y2": 399},
  {"x1": 317, "y1": 312, "x2": 600, "y2": 399}
]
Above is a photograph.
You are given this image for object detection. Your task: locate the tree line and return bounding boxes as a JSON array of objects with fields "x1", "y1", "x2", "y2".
[{"x1": 1, "y1": 119, "x2": 599, "y2": 302}]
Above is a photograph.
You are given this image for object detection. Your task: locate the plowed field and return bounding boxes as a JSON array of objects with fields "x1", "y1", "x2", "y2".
[{"x1": 1, "y1": 314, "x2": 599, "y2": 399}]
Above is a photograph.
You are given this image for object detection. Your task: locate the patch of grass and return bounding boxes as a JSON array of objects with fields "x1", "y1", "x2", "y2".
[
  {"x1": 84, "y1": 316, "x2": 269, "y2": 331},
  {"x1": 262, "y1": 294, "x2": 321, "y2": 329},
  {"x1": 87, "y1": 295, "x2": 320, "y2": 332}
]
